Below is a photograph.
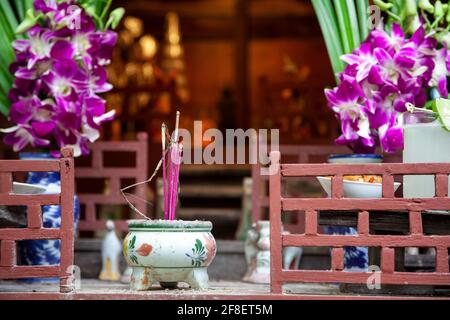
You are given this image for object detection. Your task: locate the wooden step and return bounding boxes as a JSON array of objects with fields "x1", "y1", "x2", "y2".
[
  {"x1": 177, "y1": 208, "x2": 242, "y2": 220},
  {"x1": 180, "y1": 164, "x2": 250, "y2": 177},
  {"x1": 179, "y1": 184, "x2": 244, "y2": 198}
]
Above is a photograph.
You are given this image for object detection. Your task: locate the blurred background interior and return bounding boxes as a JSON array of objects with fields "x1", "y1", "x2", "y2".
[{"x1": 0, "y1": 0, "x2": 338, "y2": 242}]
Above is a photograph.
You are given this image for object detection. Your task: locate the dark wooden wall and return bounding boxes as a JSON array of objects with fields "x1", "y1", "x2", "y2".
[{"x1": 112, "y1": 0, "x2": 337, "y2": 143}]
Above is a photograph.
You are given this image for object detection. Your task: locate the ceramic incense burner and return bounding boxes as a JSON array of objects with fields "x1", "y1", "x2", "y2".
[{"x1": 123, "y1": 219, "x2": 216, "y2": 290}]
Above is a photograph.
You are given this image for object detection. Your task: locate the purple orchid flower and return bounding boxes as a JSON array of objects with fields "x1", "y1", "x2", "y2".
[
  {"x1": 430, "y1": 48, "x2": 450, "y2": 98},
  {"x1": 3, "y1": 0, "x2": 117, "y2": 156},
  {"x1": 370, "y1": 23, "x2": 406, "y2": 55},
  {"x1": 341, "y1": 43, "x2": 378, "y2": 82},
  {"x1": 325, "y1": 23, "x2": 448, "y2": 153}
]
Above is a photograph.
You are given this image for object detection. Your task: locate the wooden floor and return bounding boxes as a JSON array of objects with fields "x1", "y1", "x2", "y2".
[{"x1": 1, "y1": 279, "x2": 449, "y2": 300}]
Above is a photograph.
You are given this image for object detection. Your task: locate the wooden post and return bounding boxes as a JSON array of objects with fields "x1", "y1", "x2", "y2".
[
  {"x1": 269, "y1": 151, "x2": 283, "y2": 294},
  {"x1": 59, "y1": 147, "x2": 75, "y2": 293}
]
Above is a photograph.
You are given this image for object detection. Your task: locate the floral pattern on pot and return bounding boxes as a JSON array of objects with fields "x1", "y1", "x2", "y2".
[
  {"x1": 125, "y1": 235, "x2": 153, "y2": 264},
  {"x1": 136, "y1": 243, "x2": 153, "y2": 256},
  {"x1": 203, "y1": 233, "x2": 216, "y2": 265},
  {"x1": 186, "y1": 239, "x2": 206, "y2": 267}
]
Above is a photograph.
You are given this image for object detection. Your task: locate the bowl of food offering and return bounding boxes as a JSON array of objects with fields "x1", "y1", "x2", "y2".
[{"x1": 317, "y1": 175, "x2": 401, "y2": 198}]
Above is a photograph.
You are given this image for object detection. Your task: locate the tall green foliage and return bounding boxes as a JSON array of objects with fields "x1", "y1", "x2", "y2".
[
  {"x1": 312, "y1": 0, "x2": 370, "y2": 83},
  {"x1": 0, "y1": 0, "x2": 33, "y2": 117}
]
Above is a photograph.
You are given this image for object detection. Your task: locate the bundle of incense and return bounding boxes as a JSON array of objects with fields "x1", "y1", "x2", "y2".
[{"x1": 162, "y1": 112, "x2": 183, "y2": 220}]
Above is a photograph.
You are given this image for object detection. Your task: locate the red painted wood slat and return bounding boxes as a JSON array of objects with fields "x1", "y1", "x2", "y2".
[
  {"x1": 75, "y1": 133, "x2": 148, "y2": 232},
  {"x1": 0, "y1": 148, "x2": 75, "y2": 293},
  {"x1": 0, "y1": 172, "x2": 12, "y2": 194},
  {"x1": 0, "y1": 240, "x2": 16, "y2": 267},
  {"x1": 27, "y1": 205, "x2": 42, "y2": 229},
  {"x1": 269, "y1": 151, "x2": 450, "y2": 293}
]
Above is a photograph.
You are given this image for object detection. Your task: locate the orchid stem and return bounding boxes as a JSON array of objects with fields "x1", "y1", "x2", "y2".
[
  {"x1": 406, "y1": 102, "x2": 436, "y2": 114},
  {"x1": 100, "y1": 0, "x2": 112, "y2": 23},
  {"x1": 385, "y1": 10, "x2": 401, "y2": 22},
  {"x1": 421, "y1": 9, "x2": 432, "y2": 27}
]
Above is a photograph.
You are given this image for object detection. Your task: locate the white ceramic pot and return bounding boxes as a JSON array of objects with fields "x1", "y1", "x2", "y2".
[{"x1": 123, "y1": 220, "x2": 216, "y2": 290}]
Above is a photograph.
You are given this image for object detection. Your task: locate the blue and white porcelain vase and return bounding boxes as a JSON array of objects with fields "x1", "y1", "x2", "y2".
[
  {"x1": 18, "y1": 153, "x2": 80, "y2": 281},
  {"x1": 325, "y1": 154, "x2": 382, "y2": 272}
]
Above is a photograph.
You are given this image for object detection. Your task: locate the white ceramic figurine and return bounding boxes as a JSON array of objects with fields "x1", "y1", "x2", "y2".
[{"x1": 99, "y1": 220, "x2": 122, "y2": 281}]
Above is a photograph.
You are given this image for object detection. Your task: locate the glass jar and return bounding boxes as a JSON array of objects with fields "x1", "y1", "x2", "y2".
[{"x1": 403, "y1": 110, "x2": 450, "y2": 198}]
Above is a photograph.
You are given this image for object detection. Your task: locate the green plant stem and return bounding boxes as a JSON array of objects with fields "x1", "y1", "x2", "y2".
[
  {"x1": 100, "y1": 0, "x2": 112, "y2": 23},
  {"x1": 385, "y1": 10, "x2": 402, "y2": 22},
  {"x1": 430, "y1": 16, "x2": 444, "y2": 29},
  {"x1": 421, "y1": 9, "x2": 432, "y2": 26}
]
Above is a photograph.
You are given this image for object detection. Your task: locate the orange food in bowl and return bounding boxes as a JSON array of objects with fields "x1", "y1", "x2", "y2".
[{"x1": 343, "y1": 175, "x2": 382, "y2": 183}]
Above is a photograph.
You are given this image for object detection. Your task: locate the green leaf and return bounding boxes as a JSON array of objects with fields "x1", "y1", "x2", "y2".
[
  {"x1": 0, "y1": 94, "x2": 10, "y2": 117},
  {"x1": 0, "y1": 12, "x2": 14, "y2": 46},
  {"x1": 0, "y1": 24, "x2": 14, "y2": 63},
  {"x1": 356, "y1": 0, "x2": 370, "y2": 41},
  {"x1": 105, "y1": 7, "x2": 125, "y2": 30},
  {"x1": 16, "y1": 9, "x2": 43, "y2": 34},
  {"x1": 333, "y1": 0, "x2": 358, "y2": 54},
  {"x1": 14, "y1": 0, "x2": 25, "y2": 21},
  {"x1": 0, "y1": 66, "x2": 13, "y2": 97},
  {"x1": 0, "y1": 61, "x2": 13, "y2": 83},
  {"x1": 345, "y1": 0, "x2": 361, "y2": 47},
  {"x1": 433, "y1": 98, "x2": 450, "y2": 132},
  {"x1": 0, "y1": 1, "x2": 19, "y2": 39},
  {"x1": 312, "y1": 0, "x2": 345, "y2": 78}
]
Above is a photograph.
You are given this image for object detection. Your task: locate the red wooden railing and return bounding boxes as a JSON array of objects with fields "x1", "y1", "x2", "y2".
[
  {"x1": 0, "y1": 148, "x2": 75, "y2": 293},
  {"x1": 269, "y1": 151, "x2": 450, "y2": 294},
  {"x1": 75, "y1": 133, "x2": 148, "y2": 232},
  {"x1": 252, "y1": 145, "x2": 351, "y2": 233}
]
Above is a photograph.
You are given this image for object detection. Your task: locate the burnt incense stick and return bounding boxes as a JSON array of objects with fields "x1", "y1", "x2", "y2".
[
  {"x1": 167, "y1": 110, "x2": 181, "y2": 220},
  {"x1": 162, "y1": 123, "x2": 168, "y2": 220},
  {"x1": 120, "y1": 113, "x2": 183, "y2": 221},
  {"x1": 170, "y1": 143, "x2": 182, "y2": 220},
  {"x1": 174, "y1": 110, "x2": 180, "y2": 143}
]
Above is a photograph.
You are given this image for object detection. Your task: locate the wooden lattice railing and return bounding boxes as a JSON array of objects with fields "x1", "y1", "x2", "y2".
[
  {"x1": 0, "y1": 148, "x2": 75, "y2": 293},
  {"x1": 252, "y1": 145, "x2": 351, "y2": 224},
  {"x1": 75, "y1": 133, "x2": 148, "y2": 232},
  {"x1": 269, "y1": 151, "x2": 450, "y2": 294}
]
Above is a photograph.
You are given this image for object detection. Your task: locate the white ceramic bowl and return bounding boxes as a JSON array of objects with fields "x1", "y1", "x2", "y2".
[{"x1": 317, "y1": 176, "x2": 401, "y2": 198}]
